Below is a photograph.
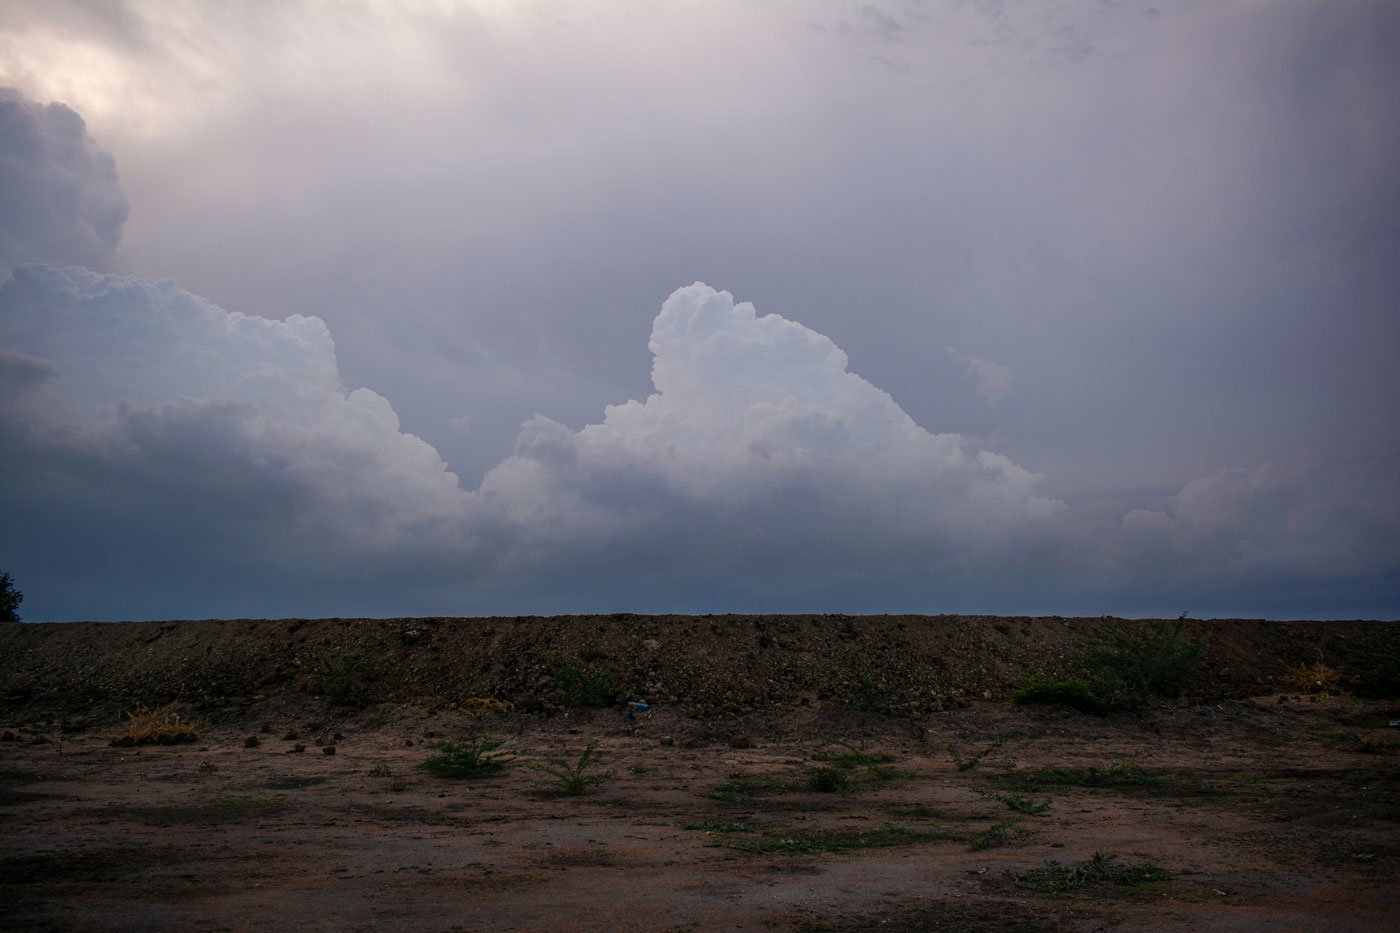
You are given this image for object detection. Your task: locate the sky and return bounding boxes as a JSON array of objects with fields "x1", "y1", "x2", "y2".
[{"x1": 1, "y1": 0, "x2": 1397, "y2": 622}]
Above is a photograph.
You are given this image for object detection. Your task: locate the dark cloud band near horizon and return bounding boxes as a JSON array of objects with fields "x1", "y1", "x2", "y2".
[
  {"x1": 3, "y1": 253, "x2": 1395, "y2": 620},
  {"x1": 1, "y1": 1, "x2": 1398, "y2": 622}
]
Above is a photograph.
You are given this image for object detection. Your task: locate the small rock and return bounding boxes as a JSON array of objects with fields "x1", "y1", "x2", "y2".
[
  {"x1": 0, "y1": 731, "x2": 16, "y2": 742},
  {"x1": 322, "y1": 745, "x2": 336, "y2": 756},
  {"x1": 260, "y1": 722, "x2": 272, "y2": 733},
  {"x1": 289, "y1": 744, "x2": 306, "y2": 754},
  {"x1": 283, "y1": 732, "x2": 299, "y2": 741},
  {"x1": 333, "y1": 732, "x2": 344, "y2": 741},
  {"x1": 659, "y1": 735, "x2": 674, "y2": 746},
  {"x1": 244, "y1": 736, "x2": 260, "y2": 748}
]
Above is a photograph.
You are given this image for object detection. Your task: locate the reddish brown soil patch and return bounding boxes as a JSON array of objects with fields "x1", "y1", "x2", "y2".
[{"x1": 3, "y1": 692, "x2": 1399, "y2": 930}]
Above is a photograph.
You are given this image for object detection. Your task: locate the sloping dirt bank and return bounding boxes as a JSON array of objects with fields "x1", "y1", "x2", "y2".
[{"x1": 3, "y1": 615, "x2": 1394, "y2": 716}]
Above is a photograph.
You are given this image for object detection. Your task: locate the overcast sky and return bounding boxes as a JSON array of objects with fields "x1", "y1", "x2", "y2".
[{"x1": 1, "y1": 0, "x2": 1397, "y2": 621}]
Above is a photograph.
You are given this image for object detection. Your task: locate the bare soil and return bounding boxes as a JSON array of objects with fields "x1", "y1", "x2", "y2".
[{"x1": 2, "y1": 615, "x2": 1398, "y2": 930}]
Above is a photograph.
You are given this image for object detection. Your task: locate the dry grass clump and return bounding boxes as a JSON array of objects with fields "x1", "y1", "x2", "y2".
[
  {"x1": 1281, "y1": 660, "x2": 1346, "y2": 697},
  {"x1": 458, "y1": 697, "x2": 514, "y2": 717},
  {"x1": 110, "y1": 704, "x2": 202, "y2": 747}
]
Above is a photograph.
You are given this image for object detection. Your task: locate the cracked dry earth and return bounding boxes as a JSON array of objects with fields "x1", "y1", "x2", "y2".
[{"x1": 3, "y1": 695, "x2": 1398, "y2": 931}]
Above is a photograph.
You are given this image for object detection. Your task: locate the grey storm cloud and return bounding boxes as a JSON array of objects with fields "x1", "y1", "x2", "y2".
[
  {"x1": 0, "y1": 265, "x2": 471, "y2": 554},
  {"x1": 3, "y1": 257, "x2": 1397, "y2": 620},
  {"x1": 1121, "y1": 457, "x2": 1400, "y2": 584},
  {"x1": 0, "y1": 88, "x2": 128, "y2": 278},
  {"x1": 0, "y1": 267, "x2": 1069, "y2": 616}
]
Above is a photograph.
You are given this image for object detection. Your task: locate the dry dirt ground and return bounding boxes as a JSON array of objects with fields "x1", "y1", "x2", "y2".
[{"x1": 4, "y1": 692, "x2": 1399, "y2": 931}]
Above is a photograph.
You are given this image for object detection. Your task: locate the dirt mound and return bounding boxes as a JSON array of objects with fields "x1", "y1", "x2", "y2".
[{"x1": 3, "y1": 614, "x2": 1395, "y2": 717}]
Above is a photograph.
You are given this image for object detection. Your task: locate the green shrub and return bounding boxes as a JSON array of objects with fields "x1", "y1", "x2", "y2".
[
  {"x1": 711, "y1": 774, "x2": 786, "y2": 805},
  {"x1": 1089, "y1": 616, "x2": 1208, "y2": 707},
  {"x1": 995, "y1": 793, "x2": 1053, "y2": 814},
  {"x1": 1012, "y1": 676, "x2": 1111, "y2": 715},
  {"x1": 1012, "y1": 852, "x2": 1168, "y2": 894},
  {"x1": 992, "y1": 764, "x2": 1161, "y2": 793},
  {"x1": 947, "y1": 732, "x2": 1017, "y2": 772},
  {"x1": 967, "y1": 817, "x2": 1026, "y2": 850},
  {"x1": 814, "y1": 738, "x2": 897, "y2": 768},
  {"x1": 1348, "y1": 655, "x2": 1400, "y2": 699},
  {"x1": 1335, "y1": 733, "x2": 1398, "y2": 754},
  {"x1": 316, "y1": 646, "x2": 380, "y2": 706},
  {"x1": 723, "y1": 825, "x2": 948, "y2": 855},
  {"x1": 848, "y1": 671, "x2": 891, "y2": 714},
  {"x1": 416, "y1": 737, "x2": 513, "y2": 779},
  {"x1": 551, "y1": 651, "x2": 623, "y2": 708},
  {"x1": 531, "y1": 743, "x2": 612, "y2": 795},
  {"x1": 806, "y1": 766, "x2": 857, "y2": 794},
  {"x1": 0, "y1": 570, "x2": 21, "y2": 624}
]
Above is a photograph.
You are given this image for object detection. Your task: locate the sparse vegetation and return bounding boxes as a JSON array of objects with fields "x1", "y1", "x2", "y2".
[
  {"x1": 948, "y1": 732, "x2": 1017, "y2": 772},
  {"x1": 1088, "y1": 615, "x2": 1209, "y2": 707},
  {"x1": 847, "y1": 671, "x2": 891, "y2": 714},
  {"x1": 995, "y1": 793, "x2": 1053, "y2": 814},
  {"x1": 316, "y1": 647, "x2": 380, "y2": 706},
  {"x1": 531, "y1": 743, "x2": 612, "y2": 795},
  {"x1": 110, "y1": 704, "x2": 201, "y2": 746},
  {"x1": 416, "y1": 737, "x2": 513, "y2": 779},
  {"x1": 1012, "y1": 676, "x2": 1111, "y2": 715},
  {"x1": 1348, "y1": 654, "x2": 1400, "y2": 699},
  {"x1": 1335, "y1": 733, "x2": 1398, "y2": 755},
  {"x1": 721, "y1": 824, "x2": 949, "y2": 855},
  {"x1": 967, "y1": 817, "x2": 1027, "y2": 850},
  {"x1": 814, "y1": 738, "x2": 897, "y2": 768},
  {"x1": 991, "y1": 764, "x2": 1162, "y2": 793},
  {"x1": 806, "y1": 766, "x2": 858, "y2": 794},
  {"x1": 682, "y1": 820, "x2": 757, "y2": 834},
  {"x1": 806, "y1": 739, "x2": 910, "y2": 792},
  {"x1": 711, "y1": 773, "x2": 787, "y2": 805},
  {"x1": 1011, "y1": 852, "x2": 1169, "y2": 894},
  {"x1": 551, "y1": 651, "x2": 623, "y2": 708}
]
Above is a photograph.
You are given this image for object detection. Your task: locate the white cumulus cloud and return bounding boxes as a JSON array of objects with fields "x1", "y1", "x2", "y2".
[{"x1": 474, "y1": 284, "x2": 1064, "y2": 592}]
